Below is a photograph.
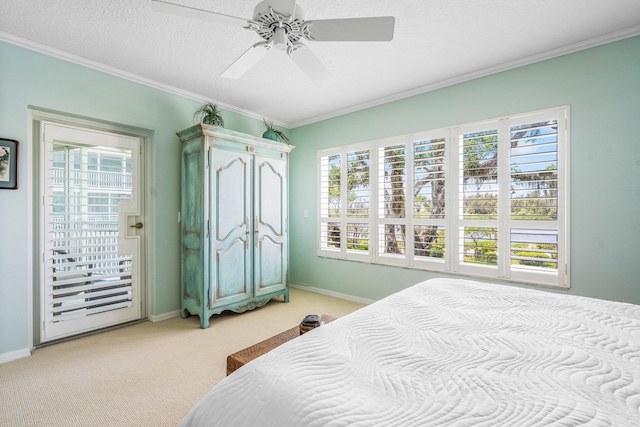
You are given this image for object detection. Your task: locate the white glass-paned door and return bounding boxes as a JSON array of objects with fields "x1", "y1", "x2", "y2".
[{"x1": 40, "y1": 122, "x2": 144, "y2": 342}]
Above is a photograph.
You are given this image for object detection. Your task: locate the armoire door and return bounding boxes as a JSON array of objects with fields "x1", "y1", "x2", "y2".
[
  {"x1": 254, "y1": 155, "x2": 288, "y2": 296},
  {"x1": 210, "y1": 148, "x2": 253, "y2": 308}
]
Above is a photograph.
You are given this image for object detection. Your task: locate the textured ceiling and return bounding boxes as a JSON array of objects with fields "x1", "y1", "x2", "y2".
[{"x1": 1, "y1": 0, "x2": 640, "y2": 127}]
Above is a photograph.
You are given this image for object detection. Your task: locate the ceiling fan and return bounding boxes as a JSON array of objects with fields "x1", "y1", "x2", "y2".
[{"x1": 152, "y1": 0, "x2": 395, "y2": 86}]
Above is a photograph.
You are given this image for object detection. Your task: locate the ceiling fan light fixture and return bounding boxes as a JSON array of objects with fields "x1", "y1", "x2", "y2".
[{"x1": 273, "y1": 26, "x2": 289, "y2": 51}]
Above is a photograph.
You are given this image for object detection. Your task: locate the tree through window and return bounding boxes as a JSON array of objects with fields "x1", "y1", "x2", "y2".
[{"x1": 317, "y1": 107, "x2": 568, "y2": 287}]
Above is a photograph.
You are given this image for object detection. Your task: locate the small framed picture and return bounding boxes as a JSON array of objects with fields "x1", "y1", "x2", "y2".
[{"x1": 0, "y1": 138, "x2": 19, "y2": 190}]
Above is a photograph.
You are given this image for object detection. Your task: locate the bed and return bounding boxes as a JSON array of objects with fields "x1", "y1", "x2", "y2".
[{"x1": 179, "y1": 278, "x2": 640, "y2": 426}]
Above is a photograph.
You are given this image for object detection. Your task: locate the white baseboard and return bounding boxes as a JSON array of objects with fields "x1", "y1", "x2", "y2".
[
  {"x1": 148, "y1": 288, "x2": 372, "y2": 323},
  {"x1": 0, "y1": 348, "x2": 31, "y2": 365},
  {"x1": 290, "y1": 283, "x2": 375, "y2": 305},
  {"x1": 148, "y1": 310, "x2": 181, "y2": 323}
]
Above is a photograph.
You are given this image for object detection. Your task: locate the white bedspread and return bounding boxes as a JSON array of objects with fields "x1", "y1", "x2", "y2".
[{"x1": 179, "y1": 278, "x2": 640, "y2": 426}]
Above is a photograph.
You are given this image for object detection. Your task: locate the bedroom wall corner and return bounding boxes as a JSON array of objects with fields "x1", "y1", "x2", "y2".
[
  {"x1": 288, "y1": 35, "x2": 640, "y2": 305},
  {"x1": 0, "y1": 40, "x2": 267, "y2": 356}
]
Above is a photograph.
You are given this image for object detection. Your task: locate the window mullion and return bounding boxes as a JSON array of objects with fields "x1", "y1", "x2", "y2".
[
  {"x1": 406, "y1": 136, "x2": 414, "y2": 267},
  {"x1": 443, "y1": 129, "x2": 454, "y2": 272},
  {"x1": 374, "y1": 142, "x2": 382, "y2": 264},
  {"x1": 370, "y1": 142, "x2": 378, "y2": 264},
  {"x1": 340, "y1": 147, "x2": 348, "y2": 257},
  {"x1": 557, "y1": 108, "x2": 569, "y2": 286},
  {"x1": 451, "y1": 127, "x2": 461, "y2": 273},
  {"x1": 497, "y1": 119, "x2": 511, "y2": 279}
]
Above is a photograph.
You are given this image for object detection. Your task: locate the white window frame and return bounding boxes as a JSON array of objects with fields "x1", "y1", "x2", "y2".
[
  {"x1": 318, "y1": 143, "x2": 372, "y2": 263},
  {"x1": 317, "y1": 106, "x2": 570, "y2": 288}
]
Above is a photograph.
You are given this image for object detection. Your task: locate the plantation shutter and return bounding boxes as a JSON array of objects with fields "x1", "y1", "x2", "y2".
[
  {"x1": 345, "y1": 149, "x2": 370, "y2": 257},
  {"x1": 319, "y1": 153, "x2": 342, "y2": 255},
  {"x1": 458, "y1": 126, "x2": 499, "y2": 269},
  {"x1": 412, "y1": 136, "x2": 447, "y2": 265},
  {"x1": 508, "y1": 116, "x2": 561, "y2": 276},
  {"x1": 317, "y1": 107, "x2": 567, "y2": 288},
  {"x1": 378, "y1": 142, "x2": 407, "y2": 264}
]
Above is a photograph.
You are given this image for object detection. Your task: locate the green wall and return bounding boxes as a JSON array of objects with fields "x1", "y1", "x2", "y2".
[
  {"x1": 289, "y1": 36, "x2": 640, "y2": 304},
  {"x1": 0, "y1": 41, "x2": 267, "y2": 356},
  {"x1": 1, "y1": 35, "x2": 639, "y2": 358}
]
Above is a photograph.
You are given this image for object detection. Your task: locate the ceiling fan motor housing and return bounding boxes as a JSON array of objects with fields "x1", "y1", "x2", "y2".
[{"x1": 249, "y1": 2, "x2": 309, "y2": 51}]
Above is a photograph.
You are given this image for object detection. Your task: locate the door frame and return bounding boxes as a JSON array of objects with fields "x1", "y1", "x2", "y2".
[{"x1": 27, "y1": 108, "x2": 151, "y2": 348}]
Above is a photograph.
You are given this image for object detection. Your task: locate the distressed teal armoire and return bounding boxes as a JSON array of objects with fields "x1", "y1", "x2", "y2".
[{"x1": 177, "y1": 124, "x2": 293, "y2": 328}]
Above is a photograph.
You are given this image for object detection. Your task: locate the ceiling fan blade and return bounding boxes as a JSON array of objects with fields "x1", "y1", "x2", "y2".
[
  {"x1": 305, "y1": 16, "x2": 395, "y2": 42},
  {"x1": 152, "y1": 0, "x2": 248, "y2": 28},
  {"x1": 290, "y1": 46, "x2": 334, "y2": 87},
  {"x1": 264, "y1": 0, "x2": 297, "y2": 17},
  {"x1": 221, "y1": 44, "x2": 269, "y2": 79}
]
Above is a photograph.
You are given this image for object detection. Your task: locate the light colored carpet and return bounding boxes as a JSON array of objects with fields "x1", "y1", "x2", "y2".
[{"x1": 0, "y1": 287, "x2": 365, "y2": 426}]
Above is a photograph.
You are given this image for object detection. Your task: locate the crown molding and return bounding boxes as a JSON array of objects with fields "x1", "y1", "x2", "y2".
[
  {"x1": 0, "y1": 31, "x2": 287, "y2": 128},
  {"x1": 289, "y1": 25, "x2": 640, "y2": 128},
  {"x1": 3, "y1": 26, "x2": 639, "y2": 130}
]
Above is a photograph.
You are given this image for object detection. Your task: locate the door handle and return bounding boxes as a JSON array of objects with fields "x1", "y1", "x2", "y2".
[
  {"x1": 130, "y1": 222, "x2": 143, "y2": 229},
  {"x1": 255, "y1": 217, "x2": 259, "y2": 248},
  {"x1": 245, "y1": 217, "x2": 250, "y2": 249}
]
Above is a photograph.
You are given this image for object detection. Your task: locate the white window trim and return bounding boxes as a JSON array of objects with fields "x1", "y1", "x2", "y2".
[{"x1": 317, "y1": 106, "x2": 570, "y2": 289}]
